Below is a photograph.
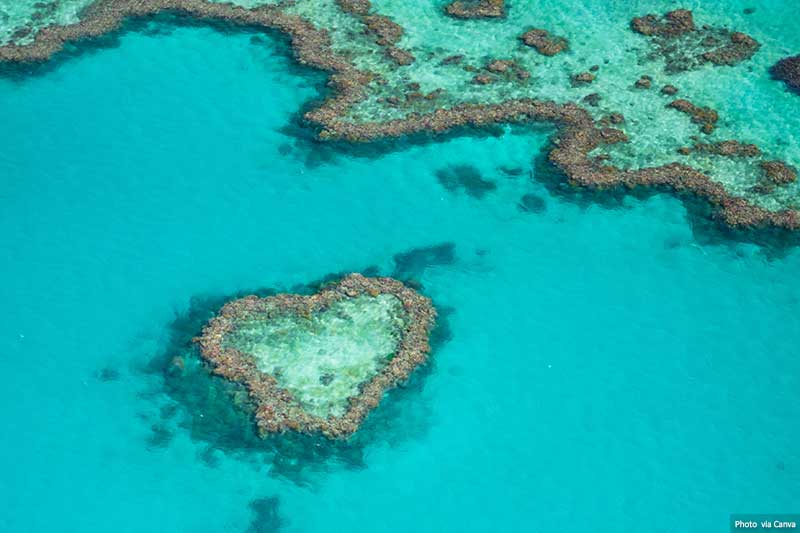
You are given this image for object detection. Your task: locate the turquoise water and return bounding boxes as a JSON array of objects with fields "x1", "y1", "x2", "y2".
[{"x1": 1, "y1": 15, "x2": 799, "y2": 533}]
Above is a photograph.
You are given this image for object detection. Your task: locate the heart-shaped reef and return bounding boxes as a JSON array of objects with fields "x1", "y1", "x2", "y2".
[{"x1": 195, "y1": 274, "x2": 436, "y2": 439}]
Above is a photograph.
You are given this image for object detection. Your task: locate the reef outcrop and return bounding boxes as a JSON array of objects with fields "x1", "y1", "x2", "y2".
[
  {"x1": 667, "y1": 99, "x2": 719, "y2": 134},
  {"x1": 631, "y1": 9, "x2": 760, "y2": 73},
  {"x1": 631, "y1": 8, "x2": 695, "y2": 37},
  {"x1": 337, "y1": 0, "x2": 415, "y2": 66},
  {"x1": 444, "y1": 0, "x2": 505, "y2": 19},
  {"x1": 760, "y1": 160, "x2": 798, "y2": 185},
  {"x1": 684, "y1": 140, "x2": 761, "y2": 158},
  {"x1": 571, "y1": 71, "x2": 595, "y2": 86},
  {"x1": 0, "y1": 0, "x2": 797, "y2": 231},
  {"x1": 519, "y1": 28, "x2": 568, "y2": 56},
  {"x1": 770, "y1": 55, "x2": 800, "y2": 95},
  {"x1": 194, "y1": 274, "x2": 436, "y2": 439}
]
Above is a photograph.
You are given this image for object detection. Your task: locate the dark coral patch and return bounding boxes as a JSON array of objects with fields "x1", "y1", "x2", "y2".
[
  {"x1": 770, "y1": 55, "x2": 800, "y2": 95},
  {"x1": 519, "y1": 28, "x2": 569, "y2": 56},
  {"x1": 435, "y1": 164, "x2": 497, "y2": 198},
  {"x1": 392, "y1": 242, "x2": 456, "y2": 280},
  {"x1": 761, "y1": 160, "x2": 798, "y2": 185},
  {"x1": 631, "y1": 9, "x2": 760, "y2": 73},
  {"x1": 667, "y1": 98, "x2": 719, "y2": 134},
  {"x1": 517, "y1": 193, "x2": 547, "y2": 214},
  {"x1": 146, "y1": 423, "x2": 174, "y2": 449},
  {"x1": 247, "y1": 497, "x2": 284, "y2": 533},
  {"x1": 95, "y1": 366, "x2": 120, "y2": 382},
  {"x1": 444, "y1": 0, "x2": 505, "y2": 19}
]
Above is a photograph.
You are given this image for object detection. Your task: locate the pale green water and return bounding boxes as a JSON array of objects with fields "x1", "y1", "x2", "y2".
[
  {"x1": 225, "y1": 294, "x2": 406, "y2": 418},
  {"x1": 0, "y1": 0, "x2": 95, "y2": 44}
]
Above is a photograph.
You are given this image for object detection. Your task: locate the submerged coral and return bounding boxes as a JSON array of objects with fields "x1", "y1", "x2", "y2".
[
  {"x1": 631, "y1": 9, "x2": 760, "y2": 73},
  {"x1": 444, "y1": 0, "x2": 505, "y2": 20},
  {"x1": 667, "y1": 99, "x2": 719, "y2": 134},
  {"x1": 0, "y1": 1, "x2": 797, "y2": 230},
  {"x1": 195, "y1": 274, "x2": 436, "y2": 439},
  {"x1": 771, "y1": 55, "x2": 800, "y2": 95},
  {"x1": 519, "y1": 28, "x2": 568, "y2": 56}
]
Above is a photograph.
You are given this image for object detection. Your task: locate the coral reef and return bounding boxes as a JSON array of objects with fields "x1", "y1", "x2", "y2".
[
  {"x1": 687, "y1": 140, "x2": 761, "y2": 158},
  {"x1": 667, "y1": 99, "x2": 719, "y2": 134},
  {"x1": 634, "y1": 75, "x2": 652, "y2": 89},
  {"x1": 436, "y1": 164, "x2": 497, "y2": 198},
  {"x1": 444, "y1": 0, "x2": 505, "y2": 19},
  {"x1": 571, "y1": 71, "x2": 595, "y2": 86},
  {"x1": 761, "y1": 160, "x2": 798, "y2": 185},
  {"x1": 661, "y1": 84, "x2": 679, "y2": 95},
  {"x1": 631, "y1": 9, "x2": 695, "y2": 37},
  {"x1": 517, "y1": 193, "x2": 547, "y2": 213},
  {"x1": 195, "y1": 274, "x2": 436, "y2": 439},
  {"x1": 0, "y1": 1, "x2": 796, "y2": 231},
  {"x1": 770, "y1": 55, "x2": 800, "y2": 95},
  {"x1": 631, "y1": 9, "x2": 760, "y2": 73},
  {"x1": 337, "y1": 0, "x2": 415, "y2": 66},
  {"x1": 519, "y1": 28, "x2": 568, "y2": 56}
]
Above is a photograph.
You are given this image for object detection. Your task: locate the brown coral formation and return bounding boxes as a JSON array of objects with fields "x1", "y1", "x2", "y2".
[
  {"x1": 444, "y1": 0, "x2": 505, "y2": 19},
  {"x1": 337, "y1": 0, "x2": 415, "y2": 66},
  {"x1": 631, "y1": 9, "x2": 695, "y2": 37},
  {"x1": 482, "y1": 58, "x2": 529, "y2": 82},
  {"x1": 571, "y1": 71, "x2": 595, "y2": 86},
  {"x1": 519, "y1": 28, "x2": 569, "y2": 56},
  {"x1": 760, "y1": 160, "x2": 798, "y2": 185},
  {"x1": 770, "y1": 55, "x2": 800, "y2": 95},
  {"x1": 700, "y1": 31, "x2": 760, "y2": 66},
  {"x1": 631, "y1": 8, "x2": 760, "y2": 73},
  {"x1": 687, "y1": 140, "x2": 761, "y2": 158},
  {"x1": 634, "y1": 75, "x2": 652, "y2": 89},
  {"x1": 661, "y1": 84, "x2": 679, "y2": 95},
  {"x1": 0, "y1": 0, "x2": 797, "y2": 231},
  {"x1": 667, "y1": 99, "x2": 719, "y2": 134},
  {"x1": 195, "y1": 274, "x2": 436, "y2": 439}
]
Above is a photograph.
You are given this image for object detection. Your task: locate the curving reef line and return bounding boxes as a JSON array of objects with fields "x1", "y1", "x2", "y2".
[{"x1": 0, "y1": 0, "x2": 798, "y2": 231}]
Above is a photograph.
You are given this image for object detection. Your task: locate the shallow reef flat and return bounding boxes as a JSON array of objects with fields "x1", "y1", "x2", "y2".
[
  {"x1": 1, "y1": 0, "x2": 799, "y2": 229},
  {"x1": 195, "y1": 274, "x2": 436, "y2": 438}
]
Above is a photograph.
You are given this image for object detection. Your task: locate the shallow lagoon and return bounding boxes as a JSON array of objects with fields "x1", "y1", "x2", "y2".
[{"x1": 0, "y1": 16, "x2": 799, "y2": 533}]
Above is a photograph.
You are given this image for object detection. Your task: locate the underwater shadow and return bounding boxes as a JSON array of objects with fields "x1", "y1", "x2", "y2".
[{"x1": 246, "y1": 496, "x2": 285, "y2": 533}]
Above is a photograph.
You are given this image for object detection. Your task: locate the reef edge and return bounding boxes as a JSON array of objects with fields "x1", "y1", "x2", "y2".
[
  {"x1": 0, "y1": 0, "x2": 797, "y2": 231},
  {"x1": 194, "y1": 273, "x2": 436, "y2": 439}
]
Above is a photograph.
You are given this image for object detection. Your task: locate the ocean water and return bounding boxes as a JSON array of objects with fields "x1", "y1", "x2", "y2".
[{"x1": 0, "y1": 12, "x2": 799, "y2": 533}]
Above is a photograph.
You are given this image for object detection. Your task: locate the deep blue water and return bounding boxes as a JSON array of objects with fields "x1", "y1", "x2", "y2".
[{"x1": 0, "y1": 21, "x2": 798, "y2": 533}]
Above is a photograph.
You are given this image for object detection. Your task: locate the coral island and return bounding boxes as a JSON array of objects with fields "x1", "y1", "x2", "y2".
[{"x1": 194, "y1": 274, "x2": 436, "y2": 439}]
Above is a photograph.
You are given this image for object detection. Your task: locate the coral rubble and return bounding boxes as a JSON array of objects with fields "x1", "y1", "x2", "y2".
[{"x1": 195, "y1": 274, "x2": 436, "y2": 439}]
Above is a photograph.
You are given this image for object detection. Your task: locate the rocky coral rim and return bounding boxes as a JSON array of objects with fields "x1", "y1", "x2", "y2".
[
  {"x1": 0, "y1": 0, "x2": 797, "y2": 230},
  {"x1": 194, "y1": 273, "x2": 436, "y2": 439}
]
